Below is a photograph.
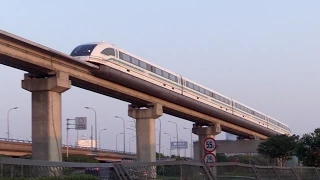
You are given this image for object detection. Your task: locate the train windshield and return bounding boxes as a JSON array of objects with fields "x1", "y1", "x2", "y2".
[{"x1": 70, "y1": 44, "x2": 97, "y2": 56}]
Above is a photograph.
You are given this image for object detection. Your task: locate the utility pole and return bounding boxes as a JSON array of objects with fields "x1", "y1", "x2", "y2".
[
  {"x1": 158, "y1": 118, "x2": 162, "y2": 160},
  {"x1": 66, "y1": 118, "x2": 76, "y2": 160}
]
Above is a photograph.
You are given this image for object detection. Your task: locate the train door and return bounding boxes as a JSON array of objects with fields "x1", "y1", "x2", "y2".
[
  {"x1": 114, "y1": 47, "x2": 119, "y2": 58},
  {"x1": 179, "y1": 75, "x2": 184, "y2": 94}
]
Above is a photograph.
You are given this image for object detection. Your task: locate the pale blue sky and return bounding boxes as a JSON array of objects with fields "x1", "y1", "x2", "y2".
[{"x1": 0, "y1": 0, "x2": 319, "y2": 156}]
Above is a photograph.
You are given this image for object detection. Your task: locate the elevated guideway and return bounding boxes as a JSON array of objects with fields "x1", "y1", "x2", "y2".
[{"x1": 0, "y1": 29, "x2": 274, "y2": 139}]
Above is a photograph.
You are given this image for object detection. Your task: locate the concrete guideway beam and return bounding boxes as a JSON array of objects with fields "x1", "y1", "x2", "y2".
[
  {"x1": 0, "y1": 32, "x2": 269, "y2": 139},
  {"x1": 128, "y1": 103, "x2": 163, "y2": 162},
  {"x1": 22, "y1": 71, "x2": 71, "y2": 162}
]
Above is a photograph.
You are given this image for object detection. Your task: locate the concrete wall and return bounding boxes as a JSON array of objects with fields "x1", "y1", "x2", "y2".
[{"x1": 193, "y1": 139, "x2": 264, "y2": 161}]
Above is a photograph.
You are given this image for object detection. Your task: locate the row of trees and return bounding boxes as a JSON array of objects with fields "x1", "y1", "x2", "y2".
[{"x1": 257, "y1": 128, "x2": 320, "y2": 167}]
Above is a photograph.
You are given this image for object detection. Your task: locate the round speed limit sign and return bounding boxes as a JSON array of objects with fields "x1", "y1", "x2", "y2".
[
  {"x1": 204, "y1": 137, "x2": 216, "y2": 152},
  {"x1": 203, "y1": 153, "x2": 216, "y2": 167}
]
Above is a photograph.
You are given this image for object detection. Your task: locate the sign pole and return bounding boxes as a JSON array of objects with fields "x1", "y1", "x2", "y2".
[
  {"x1": 76, "y1": 130, "x2": 78, "y2": 146},
  {"x1": 67, "y1": 127, "x2": 69, "y2": 159}
]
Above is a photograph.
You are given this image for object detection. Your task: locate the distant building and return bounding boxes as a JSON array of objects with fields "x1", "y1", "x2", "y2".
[
  {"x1": 226, "y1": 133, "x2": 237, "y2": 141},
  {"x1": 76, "y1": 134, "x2": 97, "y2": 148}
]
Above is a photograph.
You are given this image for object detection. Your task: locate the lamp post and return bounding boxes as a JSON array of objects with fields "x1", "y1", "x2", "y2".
[
  {"x1": 179, "y1": 138, "x2": 187, "y2": 157},
  {"x1": 168, "y1": 121, "x2": 179, "y2": 156},
  {"x1": 158, "y1": 118, "x2": 162, "y2": 160},
  {"x1": 116, "y1": 133, "x2": 123, "y2": 151},
  {"x1": 164, "y1": 133, "x2": 172, "y2": 157},
  {"x1": 129, "y1": 135, "x2": 136, "y2": 152},
  {"x1": 99, "y1": 128, "x2": 107, "y2": 149},
  {"x1": 156, "y1": 128, "x2": 161, "y2": 160},
  {"x1": 7, "y1": 107, "x2": 18, "y2": 140},
  {"x1": 85, "y1": 107, "x2": 97, "y2": 150},
  {"x1": 115, "y1": 116, "x2": 126, "y2": 152},
  {"x1": 183, "y1": 127, "x2": 193, "y2": 158},
  {"x1": 163, "y1": 147, "x2": 169, "y2": 156}
]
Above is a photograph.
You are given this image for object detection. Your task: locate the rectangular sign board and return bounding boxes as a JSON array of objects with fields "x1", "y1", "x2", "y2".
[
  {"x1": 170, "y1": 141, "x2": 188, "y2": 149},
  {"x1": 75, "y1": 117, "x2": 87, "y2": 130}
]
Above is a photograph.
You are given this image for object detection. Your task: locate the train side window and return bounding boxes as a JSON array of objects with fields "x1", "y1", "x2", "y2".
[
  {"x1": 200, "y1": 88, "x2": 205, "y2": 94},
  {"x1": 131, "y1": 57, "x2": 139, "y2": 66},
  {"x1": 205, "y1": 90, "x2": 210, "y2": 96},
  {"x1": 188, "y1": 82, "x2": 194, "y2": 89},
  {"x1": 121, "y1": 53, "x2": 130, "y2": 62},
  {"x1": 169, "y1": 74, "x2": 176, "y2": 81},
  {"x1": 101, "y1": 48, "x2": 115, "y2": 56},
  {"x1": 155, "y1": 68, "x2": 162, "y2": 75},
  {"x1": 163, "y1": 71, "x2": 169, "y2": 78},
  {"x1": 140, "y1": 61, "x2": 147, "y2": 69},
  {"x1": 194, "y1": 85, "x2": 200, "y2": 91},
  {"x1": 146, "y1": 64, "x2": 152, "y2": 71}
]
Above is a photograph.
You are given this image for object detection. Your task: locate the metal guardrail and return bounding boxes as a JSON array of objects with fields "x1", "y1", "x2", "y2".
[
  {"x1": 0, "y1": 157, "x2": 319, "y2": 179},
  {"x1": 0, "y1": 157, "x2": 215, "y2": 179},
  {"x1": 0, "y1": 138, "x2": 136, "y2": 155}
]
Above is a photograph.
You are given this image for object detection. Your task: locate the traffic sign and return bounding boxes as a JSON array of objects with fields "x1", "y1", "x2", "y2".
[
  {"x1": 170, "y1": 141, "x2": 188, "y2": 149},
  {"x1": 75, "y1": 117, "x2": 87, "y2": 130},
  {"x1": 204, "y1": 137, "x2": 216, "y2": 152},
  {"x1": 203, "y1": 152, "x2": 216, "y2": 167}
]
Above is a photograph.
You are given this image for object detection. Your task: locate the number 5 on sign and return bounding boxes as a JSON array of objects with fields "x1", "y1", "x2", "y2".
[{"x1": 204, "y1": 138, "x2": 216, "y2": 152}]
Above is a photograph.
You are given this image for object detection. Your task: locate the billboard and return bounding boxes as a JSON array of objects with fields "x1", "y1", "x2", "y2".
[
  {"x1": 170, "y1": 141, "x2": 188, "y2": 149},
  {"x1": 76, "y1": 139, "x2": 97, "y2": 148}
]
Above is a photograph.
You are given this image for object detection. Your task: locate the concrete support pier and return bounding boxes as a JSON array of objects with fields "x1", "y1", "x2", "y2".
[
  {"x1": 22, "y1": 71, "x2": 71, "y2": 162},
  {"x1": 128, "y1": 103, "x2": 163, "y2": 162},
  {"x1": 192, "y1": 123, "x2": 221, "y2": 163}
]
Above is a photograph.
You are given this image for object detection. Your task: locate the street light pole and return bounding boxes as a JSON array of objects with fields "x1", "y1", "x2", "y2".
[
  {"x1": 116, "y1": 133, "x2": 123, "y2": 151},
  {"x1": 183, "y1": 127, "x2": 193, "y2": 158},
  {"x1": 168, "y1": 121, "x2": 179, "y2": 156},
  {"x1": 158, "y1": 118, "x2": 162, "y2": 160},
  {"x1": 85, "y1": 107, "x2": 97, "y2": 150},
  {"x1": 99, "y1": 128, "x2": 107, "y2": 149},
  {"x1": 180, "y1": 138, "x2": 187, "y2": 157},
  {"x1": 164, "y1": 133, "x2": 172, "y2": 157},
  {"x1": 129, "y1": 135, "x2": 136, "y2": 152},
  {"x1": 115, "y1": 116, "x2": 126, "y2": 153},
  {"x1": 7, "y1": 107, "x2": 18, "y2": 140}
]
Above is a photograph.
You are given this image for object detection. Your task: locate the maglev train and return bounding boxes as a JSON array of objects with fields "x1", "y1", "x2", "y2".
[{"x1": 70, "y1": 42, "x2": 291, "y2": 135}]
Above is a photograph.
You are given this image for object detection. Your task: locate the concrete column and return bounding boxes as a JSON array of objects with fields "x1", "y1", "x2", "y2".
[
  {"x1": 22, "y1": 71, "x2": 71, "y2": 162},
  {"x1": 192, "y1": 123, "x2": 221, "y2": 164},
  {"x1": 128, "y1": 103, "x2": 163, "y2": 163}
]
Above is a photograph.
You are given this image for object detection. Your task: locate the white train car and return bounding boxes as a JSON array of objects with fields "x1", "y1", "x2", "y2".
[{"x1": 70, "y1": 42, "x2": 291, "y2": 135}]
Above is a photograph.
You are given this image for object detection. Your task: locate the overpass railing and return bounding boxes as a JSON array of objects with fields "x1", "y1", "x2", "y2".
[
  {"x1": 0, "y1": 138, "x2": 136, "y2": 155},
  {"x1": 0, "y1": 157, "x2": 319, "y2": 180}
]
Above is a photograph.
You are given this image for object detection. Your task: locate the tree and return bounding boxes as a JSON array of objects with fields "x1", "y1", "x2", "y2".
[
  {"x1": 257, "y1": 134, "x2": 299, "y2": 167},
  {"x1": 216, "y1": 153, "x2": 229, "y2": 162},
  {"x1": 296, "y1": 128, "x2": 320, "y2": 167}
]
